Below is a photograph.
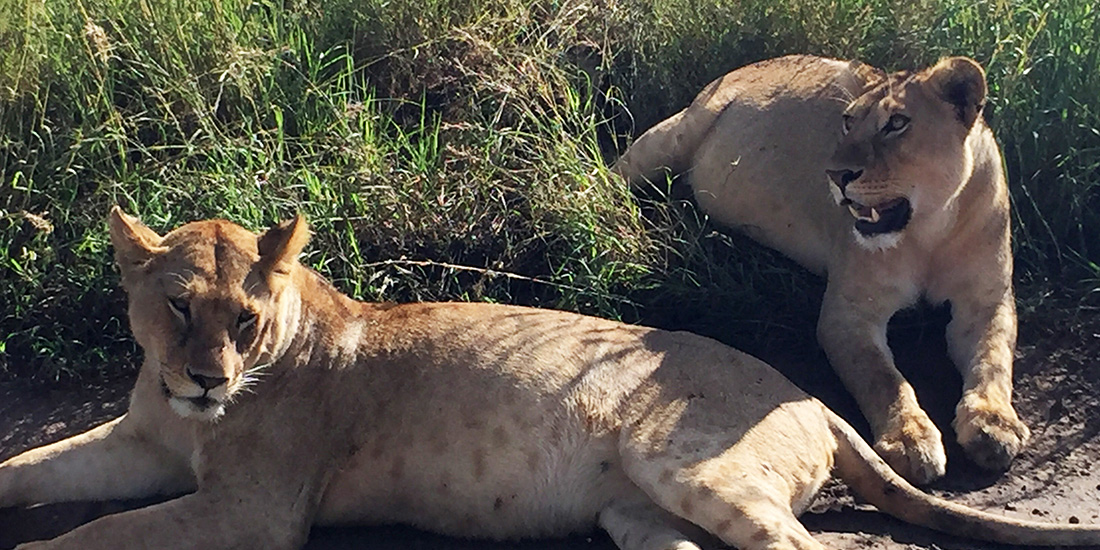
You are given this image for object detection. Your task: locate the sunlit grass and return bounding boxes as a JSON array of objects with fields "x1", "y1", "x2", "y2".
[{"x1": 0, "y1": 0, "x2": 1096, "y2": 380}]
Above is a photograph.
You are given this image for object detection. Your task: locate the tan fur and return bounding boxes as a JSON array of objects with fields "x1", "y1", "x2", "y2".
[
  {"x1": 614, "y1": 55, "x2": 1028, "y2": 484},
  {"x1": 1, "y1": 210, "x2": 1094, "y2": 550}
]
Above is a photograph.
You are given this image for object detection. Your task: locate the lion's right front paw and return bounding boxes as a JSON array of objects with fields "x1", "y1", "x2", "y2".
[{"x1": 873, "y1": 413, "x2": 947, "y2": 485}]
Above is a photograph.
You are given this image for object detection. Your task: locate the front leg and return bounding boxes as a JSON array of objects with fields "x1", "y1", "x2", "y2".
[
  {"x1": 817, "y1": 284, "x2": 946, "y2": 484},
  {"x1": 15, "y1": 490, "x2": 311, "y2": 550},
  {"x1": 16, "y1": 413, "x2": 334, "y2": 550},
  {"x1": 1, "y1": 370, "x2": 194, "y2": 509},
  {"x1": 946, "y1": 286, "x2": 1029, "y2": 470},
  {"x1": 0, "y1": 414, "x2": 193, "y2": 508}
]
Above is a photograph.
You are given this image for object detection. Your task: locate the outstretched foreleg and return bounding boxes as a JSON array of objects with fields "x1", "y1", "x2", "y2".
[{"x1": 0, "y1": 414, "x2": 193, "y2": 509}]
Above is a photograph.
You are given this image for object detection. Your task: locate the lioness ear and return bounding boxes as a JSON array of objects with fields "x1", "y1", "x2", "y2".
[
  {"x1": 258, "y1": 214, "x2": 310, "y2": 276},
  {"x1": 925, "y1": 57, "x2": 987, "y2": 128},
  {"x1": 108, "y1": 206, "x2": 166, "y2": 277}
]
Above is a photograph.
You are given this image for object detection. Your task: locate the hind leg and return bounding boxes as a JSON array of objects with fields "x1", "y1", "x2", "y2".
[
  {"x1": 599, "y1": 498, "x2": 705, "y2": 550},
  {"x1": 619, "y1": 400, "x2": 835, "y2": 550},
  {"x1": 630, "y1": 465, "x2": 824, "y2": 550}
]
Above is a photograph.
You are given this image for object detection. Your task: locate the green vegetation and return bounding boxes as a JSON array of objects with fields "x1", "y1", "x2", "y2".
[{"x1": 1, "y1": 0, "x2": 1097, "y2": 380}]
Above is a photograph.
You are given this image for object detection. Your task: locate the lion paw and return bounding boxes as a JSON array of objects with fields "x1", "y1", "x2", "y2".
[
  {"x1": 873, "y1": 414, "x2": 947, "y2": 485},
  {"x1": 955, "y1": 399, "x2": 1030, "y2": 471}
]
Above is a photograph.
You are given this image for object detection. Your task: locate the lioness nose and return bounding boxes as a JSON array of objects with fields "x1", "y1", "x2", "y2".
[
  {"x1": 826, "y1": 169, "x2": 862, "y2": 190},
  {"x1": 187, "y1": 368, "x2": 228, "y2": 390}
]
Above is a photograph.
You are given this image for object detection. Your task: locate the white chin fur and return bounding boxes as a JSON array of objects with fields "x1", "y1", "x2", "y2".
[
  {"x1": 169, "y1": 396, "x2": 226, "y2": 421},
  {"x1": 852, "y1": 228, "x2": 903, "y2": 252}
]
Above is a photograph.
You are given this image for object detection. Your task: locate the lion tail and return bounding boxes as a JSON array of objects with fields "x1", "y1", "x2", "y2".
[{"x1": 828, "y1": 410, "x2": 1100, "y2": 545}]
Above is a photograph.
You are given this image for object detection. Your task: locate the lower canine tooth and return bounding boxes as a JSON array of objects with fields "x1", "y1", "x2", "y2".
[{"x1": 869, "y1": 207, "x2": 881, "y2": 223}]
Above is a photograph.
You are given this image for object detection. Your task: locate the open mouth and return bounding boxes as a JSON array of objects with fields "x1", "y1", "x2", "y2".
[{"x1": 845, "y1": 198, "x2": 912, "y2": 236}]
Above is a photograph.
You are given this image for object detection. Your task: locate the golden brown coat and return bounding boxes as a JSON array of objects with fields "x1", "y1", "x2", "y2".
[
  {"x1": 1, "y1": 211, "x2": 1090, "y2": 550},
  {"x1": 615, "y1": 55, "x2": 1027, "y2": 484}
]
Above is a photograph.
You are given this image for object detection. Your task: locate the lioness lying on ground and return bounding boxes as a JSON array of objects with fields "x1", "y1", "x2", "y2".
[
  {"x1": 614, "y1": 55, "x2": 1028, "y2": 484},
  {"x1": 0, "y1": 209, "x2": 1095, "y2": 550}
]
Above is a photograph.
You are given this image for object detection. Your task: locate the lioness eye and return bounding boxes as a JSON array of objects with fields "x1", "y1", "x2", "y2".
[
  {"x1": 237, "y1": 309, "x2": 257, "y2": 331},
  {"x1": 167, "y1": 297, "x2": 190, "y2": 323},
  {"x1": 841, "y1": 114, "x2": 854, "y2": 135},
  {"x1": 883, "y1": 113, "x2": 910, "y2": 135}
]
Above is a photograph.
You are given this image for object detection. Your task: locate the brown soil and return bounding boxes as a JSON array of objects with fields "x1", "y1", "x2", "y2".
[{"x1": 2, "y1": 306, "x2": 1098, "y2": 550}]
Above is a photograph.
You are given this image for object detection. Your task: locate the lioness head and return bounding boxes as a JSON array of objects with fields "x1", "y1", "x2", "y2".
[
  {"x1": 826, "y1": 57, "x2": 988, "y2": 250},
  {"x1": 108, "y1": 207, "x2": 309, "y2": 421}
]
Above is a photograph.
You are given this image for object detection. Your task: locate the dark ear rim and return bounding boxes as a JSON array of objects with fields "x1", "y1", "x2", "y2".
[
  {"x1": 258, "y1": 214, "x2": 310, "y2": 276},
  {"x1": 925, "y1": 56, "x2": 988, "y2": 127},
  {"x1": 108, "y1": 206, "x2": 166, "y2": 273}
]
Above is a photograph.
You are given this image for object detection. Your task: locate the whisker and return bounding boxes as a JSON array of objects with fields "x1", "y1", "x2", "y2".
[{"x1": 824, "y1": 81, "x2": 857, "y2": 103}]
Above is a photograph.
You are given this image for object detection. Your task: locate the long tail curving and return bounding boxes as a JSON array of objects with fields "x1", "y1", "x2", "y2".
[{"x1": 827, "y1": 410, "x2": 1100, "y2": 546}]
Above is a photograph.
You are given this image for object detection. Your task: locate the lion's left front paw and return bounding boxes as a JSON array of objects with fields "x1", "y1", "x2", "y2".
[{"x1": 954, "y1": 397, "x2": 1030, "y2": 471}]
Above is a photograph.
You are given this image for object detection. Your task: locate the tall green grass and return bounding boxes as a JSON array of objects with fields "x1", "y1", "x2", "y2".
[
  {"x1": 614, "y1": 0, "x2": 1100, "y2": 279},
  {"x1": 0, "y1": 0, "x2": 1097, "y2": 380}
]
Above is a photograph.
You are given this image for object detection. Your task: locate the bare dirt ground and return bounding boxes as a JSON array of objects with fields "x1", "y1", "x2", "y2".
[{"x1": 1, "y1": 303, "x2": 1098, "y2": 550}]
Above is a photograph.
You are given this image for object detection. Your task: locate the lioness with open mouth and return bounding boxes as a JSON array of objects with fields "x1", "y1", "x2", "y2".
[
  {"x1": 0, "y1": 209, "x2": 1095, "y2": 549},
  {"x1": 614, "y1": 55, "x2": 1028, "y2": 484}
]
